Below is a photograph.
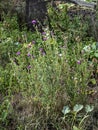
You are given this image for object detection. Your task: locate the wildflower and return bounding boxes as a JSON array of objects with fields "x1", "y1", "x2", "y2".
[
  {"x1": 27, "y1": 65, "x2": 31, "y2": 69},
  {"x1": 77, "y1": 60, "x2": 81, "y2": 64},
  {"x1": 39, "y1": 48, "x2": 43, "y2": 52},
  {"x1": 42, "y1": 51, "x2": 46, "y2": 56},
  {"x1": 15, "y1": 42, "x2": 19, "y2": 45},
  {"x1": 39, "y1": 48, "x2": 46, "y2": 55},
  {"x1": 43, "y1": 37, "x2": 47, "y2": 41},
  {"x1": 83, "y1": 45, "x2": 91, "y2": 52},
  {"x1": 16, "y1": 51, "x2": 20, "y2": 55},
  {"x1": 58, "y1": 53, "x2": 62, "y2": 57},
  {"x1": 27, "y1": 53, "x2": 31, "y2": 57},
  {"x1": 32, "y1": 20, "x2": 36, "y2": 24},
  {"x1": 28, "y1": 43, "x2": 32, "y2": 48},
  {"x1": 42, "y1": 32, "x2": 46, "y2": 35},
  {"x1": 32, "y1": 40, "x2": 36, "y2": 44}
]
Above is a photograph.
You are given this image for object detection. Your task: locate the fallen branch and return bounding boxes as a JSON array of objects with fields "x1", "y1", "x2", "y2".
[{"x1": 69, "y1": 0, "x2": 96, "y2": 9}]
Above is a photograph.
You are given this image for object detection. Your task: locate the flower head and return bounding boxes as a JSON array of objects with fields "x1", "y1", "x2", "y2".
[
  {"x1": 42, "y1": 32, "x2": 46, "y2": 35},
  {"x1": 42, "y1": 51, "x2": 46, "y2": 56},
  {"x1": 27, "y1": 65, "x2": 31, "y2": 69},
  {"x1": 39, "y1": 48, "x2": 46, "y2": 56},
  {"x1": 15, "y1": 42, "x2": 19, "y2": 45},
  {"x1": 58, "y1": 53, "x2": 62, "y2": 57},
  {"x1": 77, "y1": 60, "x2": 81, "y2": 64},
  {"x1": 28, "y1": 44, "x2": 31, "y2": 48},
  {"x1": 43, "y1": 37, "x2": 47, "y2": 41},
  {"x1": 16, "y1": 51, "x2": 20, "y2": 55},
  {"x1": 39, "y1": 48, "x2": 43, "y2": 52},
  {"x1": 32, "y1": 40, "x2": 36, "y2": 44},
  {"x1": 32, "y1": 20, "x2": 36, "y2": 24},
  {"x1": 27, "y1": 53, "x2": 31, "y2": 57}
]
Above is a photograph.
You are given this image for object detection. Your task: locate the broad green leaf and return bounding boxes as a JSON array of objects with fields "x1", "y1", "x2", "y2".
[
  {"x1": 94, "y1": 53, "x2": 98, "y2": 58},
  {"x1": 58, "y1": 4, "x2": 65, "y2": 9},
  {"x1": 62, "y1": 106, "x2": 70, "y2": 115},
  {"x1": 96, "y1": 42, "x2": 98, "y2": 49},
  {"x1": 91, "y1": 43, "x2": 96, "y2": 50},
  {"x1": 91, "y1": 78, "x2": 96, "y2": 85},
  {"x1": 85, "y1": 105, "x2": 94, "y2": 113},
  {"x1": 73, "y1": 104, "x2": 83, "y2": 113},
  {"x1": 83, "y1": 45, "x2": 91, "y2": 52}
]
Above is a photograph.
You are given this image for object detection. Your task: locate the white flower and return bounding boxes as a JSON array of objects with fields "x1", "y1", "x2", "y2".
[{"x1": 59, "y1": 53, "x2": 62, "y2": 57}]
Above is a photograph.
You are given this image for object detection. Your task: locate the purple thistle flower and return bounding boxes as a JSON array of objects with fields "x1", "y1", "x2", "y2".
[
  {"x1": 27, "y1": 65, "x2": 31, "y2": 69},
  {"x1": 16, "y1": 51, "x2": 21, "y2": 55},
  {"x1": 39, "y1": 48, "x2": 43, "y2": 52},
  {"x1": 43, "y1": 37, "x2": 47, "y2": 41},
  {"x1": 27, "y1": 53, "x2": 31, "y2": 57},
  {"x1": 39, "y1": 48, "x2": 46, "y2": 55},
  {"x1": 42, "y1": 51, "x2": 46, "y2": 56},
  {"x1": 32, "y1": 20, "x2": 36, "y2": 24},
  {"x1": 77, "y1": 60, "x2": 81, "y2": 64},
  {"x1": 32, "y1": 40, "x2": 36, "y2": 44},
  {"x1": 42, "y1": 32, "x2": 46, "y2": 35}
]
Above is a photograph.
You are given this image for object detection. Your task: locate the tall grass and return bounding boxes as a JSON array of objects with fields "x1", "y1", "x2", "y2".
[{"x1": 0, "y1": 3, "x2": 97, "y2": 130}]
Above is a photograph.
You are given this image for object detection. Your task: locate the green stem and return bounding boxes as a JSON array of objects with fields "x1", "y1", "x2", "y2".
[{"x1": 79, "y1": 113, "x2": 89, "y2": 128}]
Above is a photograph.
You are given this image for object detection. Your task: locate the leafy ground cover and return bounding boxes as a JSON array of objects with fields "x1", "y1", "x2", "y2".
[{"x1": 0, "y1": 3, "x2": 98, "y2": 130}]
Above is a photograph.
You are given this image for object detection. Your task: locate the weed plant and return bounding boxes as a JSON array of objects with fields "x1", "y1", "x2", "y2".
[{"x1": 0, "y1": 3, "x2": 98, "y2": 130}]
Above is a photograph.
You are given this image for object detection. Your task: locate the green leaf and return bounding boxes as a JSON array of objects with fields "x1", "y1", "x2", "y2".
[
  {"x1": 83, "y1": 45, "x2": 91, "y2": 52},
  {"x1": 62, "y1": 106, "x2": 70, "y2": 115},
  {"x1": 91, "y1": 43, "x2": 96, "y2": 50},
  {"x1": 73, "y1": 126, "x2": 80, "y2": 130},
  {"x1": 85, "y1": 105, "x2": 94, "y2": 113},
  {"x1": 73, "y1": 104, "x2": 83, "y2": 113},
  {"x1": 2, "y1": 110, "x2": 8, "y2": 121},
  {"x1": 91, "y1": 78, "x2": 96, "y2": 85},
  {"x1": 94, "y1": 52, "x2": 98, "y2": 58},
  {"x1": 58, "y1": 4, "x2": 65, "y2": 9},
  {"x1": 96, "y1": 42, "x2": 98, "y2": 49}
]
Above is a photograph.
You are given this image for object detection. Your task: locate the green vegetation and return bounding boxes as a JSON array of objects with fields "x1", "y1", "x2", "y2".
[{"x1": 0, "y1": 3, "x2": 98, "y2": 130}]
